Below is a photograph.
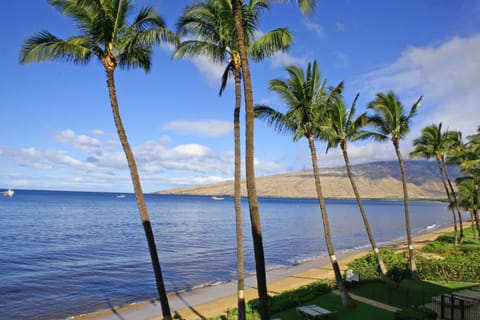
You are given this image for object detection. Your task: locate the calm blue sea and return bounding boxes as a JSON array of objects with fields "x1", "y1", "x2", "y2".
[{"x1": 0, "y1": 190, "x2": 455, "y2": 320}]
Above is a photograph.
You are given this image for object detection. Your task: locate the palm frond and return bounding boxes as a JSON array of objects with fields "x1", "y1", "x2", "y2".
[
  {"x1": 248, "y1": 27, "x2": 292, "y2": 61},
  {"x1": 20, "y1": 31, "x2": 92, "y2": 65}
]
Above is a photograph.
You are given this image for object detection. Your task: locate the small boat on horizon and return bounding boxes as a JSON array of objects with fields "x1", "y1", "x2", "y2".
[
  {"x1": 116, "y1": 194, "x2": 126, "y2": 198},
  {"x1": 3, "y1": 188, "x2": 14, "y2": 197},
  {"x1": 211, "y1": 196, "x2": 224, "y2": 201}
]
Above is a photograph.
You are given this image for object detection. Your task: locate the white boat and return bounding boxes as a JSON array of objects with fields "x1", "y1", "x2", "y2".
[
  {"x1": 211, "y1": 196, "x2": 224, "y2": 201},
  {"x1": 116, "y1": 194, "x2": 126, "y2": 198},
  {"x1": 3, "y1": 188, "x2": 14, "y2": 197}
]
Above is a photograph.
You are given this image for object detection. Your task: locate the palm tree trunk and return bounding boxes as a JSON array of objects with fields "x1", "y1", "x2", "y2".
[
  {"x1": 309, "y1": 137, "x2": 355, "y2": 308},
  {"x1": 105, "y1": 69, "x2": 172, "y2": 320},
  {"x1": 442, "y1": 160, "x2": 464, "y2": 242},
  {"x1": 231, "y1": 1, "x2": 270, "y2": 319},
  {"x1": 435, "y1": 156, "x2": 458, "y2": 245},
  {"x1": 234, "y1": 67, "x2": 246, "y2": 320},
  {"x1": 341, "y1": 142, "x2": 388, "y2": 277},
  {"x1": 393, "y1": 141, "x2": 417, "y2": 279}
]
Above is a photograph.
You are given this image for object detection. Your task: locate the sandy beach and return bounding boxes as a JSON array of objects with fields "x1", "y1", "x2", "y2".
[{"x1": 71, "y1": 225, "x2": 454, "y2": 320}]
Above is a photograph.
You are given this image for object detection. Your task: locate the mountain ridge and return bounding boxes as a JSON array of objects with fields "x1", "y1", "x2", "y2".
[{"x1": 156, "y1": 160, "x2": 457, "y2": 200}]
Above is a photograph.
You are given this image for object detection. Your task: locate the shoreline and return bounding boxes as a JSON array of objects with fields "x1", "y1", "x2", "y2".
[{"x1": 70, "y1": 224, "x2": 455, "y2": 320}]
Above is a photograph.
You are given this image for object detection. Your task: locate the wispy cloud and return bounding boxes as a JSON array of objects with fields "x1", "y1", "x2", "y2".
[
  {"x1": 304, "y1": 20, "x2": 328, "y2": 39},
  {"x1": 357, "y1": 34, "x2": 480, "y2": 138},
  {"x1": 161, "y1": 119, "x2": 232, "y2": 137}
]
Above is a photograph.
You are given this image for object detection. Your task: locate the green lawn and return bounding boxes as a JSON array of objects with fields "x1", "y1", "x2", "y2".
[
  {"x1": 271, "y1": 293, "x2": 395, "y2": 320},
  {"x1": 349, "y1": 279, "x2": 479, "y2": 309}
]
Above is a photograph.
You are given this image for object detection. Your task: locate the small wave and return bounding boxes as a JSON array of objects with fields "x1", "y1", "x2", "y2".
[
  {"x1": 191, "y1": 279, "x2": 230, "y2": 290},
  {"x1": 426, "y1": 223, "x2": 437, "y2": 230}
]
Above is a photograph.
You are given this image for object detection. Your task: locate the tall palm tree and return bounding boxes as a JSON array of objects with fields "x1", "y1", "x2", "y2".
[
  {"x1": 20, "y1": 1, "x2": 177, "y2": 318},
  {"x1": 255, "y1": 60, "x2": 356, "y2": 308},
  {"x1": 367, "y1": 91, "x2": 422, "y2": 279},
  {"x1": 409, "y1": 123, "x2": 464, "y2": 244},
  {"x1": 323, "y1": 90, "x2": 389, "y2": 277},
  {"x1": 230, "y1": 1, "x2": 314, "y2": 318},
  {"x1": 175, "y1": 1, "x2": 292, "y2": 318}
]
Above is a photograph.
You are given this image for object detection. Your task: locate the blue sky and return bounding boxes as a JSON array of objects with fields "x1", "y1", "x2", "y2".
[{"x1": 1, "y1": 0, "x2": 479, "y2": 193}]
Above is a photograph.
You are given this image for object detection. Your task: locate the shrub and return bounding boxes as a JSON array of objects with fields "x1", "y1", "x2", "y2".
[
  {"x1": 417, "y1": 253, "x2": 480, "y2": 282},
  {"x1": 247, "y1": 280, "x2": 331, "y2": 313},
  {"x1": 347, "y1": 249, "x2": 408, "y2": 281},
  {"x1": 394, "y1": 306, "x2": 437, "y2": 320}
]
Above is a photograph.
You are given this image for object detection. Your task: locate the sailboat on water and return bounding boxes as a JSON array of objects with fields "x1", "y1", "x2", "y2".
[{"x1": 3, "y1": 189, "x2": 14, "y2": 197}]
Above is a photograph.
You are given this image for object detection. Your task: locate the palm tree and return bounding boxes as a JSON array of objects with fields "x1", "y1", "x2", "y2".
[
  {"x1": 323, "y1": 90, "x2": 389, "y2": 277},
  {"x1": 453, "y1": 127, "x2": 480, "y2": 237},
  {"x1": 456, "y1": 177, "x2": 480, "y2": 237},
  {"x1": 367, "y1": 91, "x2": 422, "y2": 279},
  {"x1": 229, "y1": 1, "x2": 314, "y2": 318},
  {"x1": 255, "y1": 60, "x2": 356, "y2": 308},
  {"x1": 409, "y1": 123, "x2": 464, "y2": 244},
  {"x1": 175, "y1": 1, "x2": 292, "y2": 317},
  {"x1": 20, "y1": 1, "x2": 177, "y2": 318}
]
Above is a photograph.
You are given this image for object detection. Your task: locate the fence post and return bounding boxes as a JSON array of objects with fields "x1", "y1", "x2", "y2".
[
  {"x1": 440, "y1": 295, "x2": 445, "y2": 319},
  {"x1": 450, "y1": 294, "x2": 454, "y2": 320},
  {"x1": 460, "y1": 299, "x2": 464, "y2": 320}
]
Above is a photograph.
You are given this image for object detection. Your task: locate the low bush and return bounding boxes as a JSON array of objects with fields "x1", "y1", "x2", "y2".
[
  {"x1": 247, "y1": 280, "x2": 331, "y2": 313},
  {"x1": 417, "y1": 253, "x2": 480, "y2": 282},
  {"x1": 347, "y1": 249, "x2": 408, "y2": 281}
]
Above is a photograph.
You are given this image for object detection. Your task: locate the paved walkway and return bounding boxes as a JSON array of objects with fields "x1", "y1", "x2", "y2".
[{"x1": 332, "y1": 290, "x2": 401, "y2": 312}]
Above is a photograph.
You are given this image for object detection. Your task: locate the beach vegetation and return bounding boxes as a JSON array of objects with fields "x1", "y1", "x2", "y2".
[
  {"x1": 322, "y1": 85, "x2": 389, "y2": 278},
  {"x1": 410, "y1": 123, "x2": 465, "y2": 244},
  {"x1": 255, "y1": 60, "x2": 356, "y2": 308},
  {"x1": 229, "y1": 1, "x2": 314, "y2": 318},
  {"x1": 175, "y1": 2, "x2": 292, "y2": 318},
  {"x1": 367, "y1": 91, "x2": 423, "y2": 279},
  {"x1": 447, "y1": 126, "x2": 480, "y2": 239},
  {"x1": 19, "y1": 0, "x2": 177, "y2": 318}
]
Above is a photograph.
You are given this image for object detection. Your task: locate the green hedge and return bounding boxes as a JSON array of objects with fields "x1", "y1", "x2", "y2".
[
  {"x1": 247, "y1": 280, "x2": 331, "y2": 314},
  {"x1": 417, "y1": 252, "x2": 480, "y2": 282}
]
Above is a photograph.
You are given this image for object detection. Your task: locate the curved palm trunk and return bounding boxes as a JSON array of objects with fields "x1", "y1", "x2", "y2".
[
  {"x1": 435, "y1": 156, "x2": 458, "y2": 245},
  {"x1": 105, "y1": 69, "x2": 172, "y2": 319},
  {"x1": 231, "y1": 1, "x2": 270, "y2": 319},
  {"x1": 309, "y1": 137, "x2": 355, "y2": 308},
  {"x1": 442, "y1": 160, "x2": 464, "y2": 242},
  {"x1": 234, "y1": 66, "x2": 246, "y2": 320},
  {"x1": 341, "y1": 142, "x2": 388, "y2": 277},
  {"x1": 393, "y1": 141, "x2": 417, "y2": 279}
]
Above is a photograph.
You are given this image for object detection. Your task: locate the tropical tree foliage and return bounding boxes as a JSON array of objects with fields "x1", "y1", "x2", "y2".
[
  {"x1": 19, "y1": 0, "x2": 177, "y2": 318},
  {"x1": 452, "y1": 127, "x2": 480, "y2": 238},
  {"x1": 255, "y1": 60, "x2": 356, "y2": 308},
  {"x1": 322, "y1": 89, "x2": 389, "y2": 277},
  {"x1": 410, "y1": 123, "x2": 464, "y2": 244},
  {"x1": 175, "y1": 1, "x2": 292, "y2": 317},
  {"x1": 367, "y1": 91, "x2": 422, "y2": 279}
]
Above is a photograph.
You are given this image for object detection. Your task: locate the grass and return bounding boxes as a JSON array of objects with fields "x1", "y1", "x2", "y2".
[
  {"x1": 349, "y1": 279, "x2": 479, "y2": 309},
  {"x1": 271, "y1": 293, "x2": 395, "y2": 320}
]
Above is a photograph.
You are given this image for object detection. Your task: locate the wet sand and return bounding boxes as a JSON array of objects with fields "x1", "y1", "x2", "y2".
[{"x1": 70, "y1": 225, "x2": 454, "y2": 320}]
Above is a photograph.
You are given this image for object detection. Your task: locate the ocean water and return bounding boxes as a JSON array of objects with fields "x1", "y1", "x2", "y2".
[{"x1": 0, "y1": 190, "x2": 455, "y2": 320}]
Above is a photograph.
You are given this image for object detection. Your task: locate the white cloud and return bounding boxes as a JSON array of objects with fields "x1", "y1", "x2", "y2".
[
  {"x1": 304, "y1": 20, "x2": 328, "y2": 39},
  {"x1": 161, "y1": 119, "x2": 232, "y2": 137},
  {"x1": 56, "y1": 129, "x2": 102, "y2": 154},
  {"x1": 270, "y1": 51, "x2": 309, "y2": 68},
  {"x1": 358, "y1": 34, "x2": 480, "y2": 138}
]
